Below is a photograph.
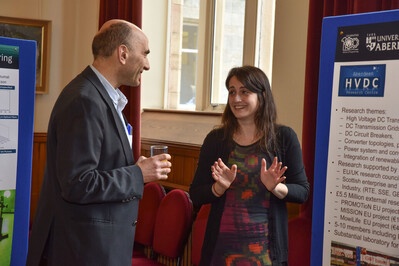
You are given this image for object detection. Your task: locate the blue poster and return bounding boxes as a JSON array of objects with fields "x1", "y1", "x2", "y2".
[
  {"x1": 0, "y1": 37, "x2": 35, "y2": 266},
  {"x1": 312, "y1": 10, "x2": 399, "y2": 266}
]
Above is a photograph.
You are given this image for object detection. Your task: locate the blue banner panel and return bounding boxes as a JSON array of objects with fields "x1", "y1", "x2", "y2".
[
  {"x1": 0, "y1": 37, "x2": 35, "y2": 266},
  {"x1": 312, "y1": 9, "x2": 399, "y2": 266}
]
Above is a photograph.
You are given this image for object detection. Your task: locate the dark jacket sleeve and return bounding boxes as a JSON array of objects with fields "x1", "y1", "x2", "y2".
[
  {"x1": 267, "y1": 126, "x2": 310, "y2": 264},
  {"x1": 189, "y1": 128, "x2": 231, "y2": 265},
  {"x1": 189, "y1": 128, "x2": 227, "y2": 208},
  {"x1": 277, "y1": 126, "x2": 310, "y2": 203}
]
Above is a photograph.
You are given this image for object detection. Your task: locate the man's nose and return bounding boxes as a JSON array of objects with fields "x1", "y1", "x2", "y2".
[{"x1": 144, "y1": 58, "x2": 150, "y2": 71}]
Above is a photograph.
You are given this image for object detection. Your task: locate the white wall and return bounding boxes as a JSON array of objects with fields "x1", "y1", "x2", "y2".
[
  {"x1": 272, "y1": 0, "x2": 309, "y2": 141},
  {"x1": 0, "y1": 0, "x2": 309, "y2": 141}
]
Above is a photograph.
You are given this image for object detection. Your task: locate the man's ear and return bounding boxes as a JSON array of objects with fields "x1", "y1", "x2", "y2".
[{"x1": 119, "y1": 45, "x2": 128, "y2": 62}]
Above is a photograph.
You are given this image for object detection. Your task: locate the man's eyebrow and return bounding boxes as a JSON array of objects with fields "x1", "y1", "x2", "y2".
[{"x1": 145, "y1": 49, "x2": 150, "y2": 55}]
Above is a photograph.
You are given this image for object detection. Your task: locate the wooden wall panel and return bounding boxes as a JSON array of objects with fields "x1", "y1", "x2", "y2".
[
  {"x1": 141, "y1": 139, "x2": 200, "y2": 191},
  {"x1": 30, "y1": 133, "x2": 47, "y2": 225}
]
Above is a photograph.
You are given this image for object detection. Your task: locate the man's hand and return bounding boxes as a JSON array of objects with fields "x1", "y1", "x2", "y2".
[{"x1": 136, "y1": 154, "x2": 172, "y2": 183}]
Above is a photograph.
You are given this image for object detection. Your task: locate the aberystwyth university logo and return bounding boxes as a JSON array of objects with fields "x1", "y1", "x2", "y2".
[{"x1": 365, "y1": 33, "x2": 377, "y2": 51}]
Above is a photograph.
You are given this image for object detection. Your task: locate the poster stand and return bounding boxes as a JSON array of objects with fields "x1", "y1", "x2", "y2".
[
  {"x1": 311, "y1": 9, "x2": 399, "y2": 266},
  {"x1": 0, "y1": 37, "x2": 36, "y2": 266}
]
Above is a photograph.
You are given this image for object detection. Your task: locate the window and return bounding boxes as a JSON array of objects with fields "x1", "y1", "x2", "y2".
[{"x1": 166, "y1": 0, "x2": 275, "y2": 111}]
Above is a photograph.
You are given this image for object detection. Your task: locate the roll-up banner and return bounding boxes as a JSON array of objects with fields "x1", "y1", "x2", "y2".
[
  {"x1": 0, "y1": 37, "x2": 35, "y2": 266},
  {"x1": 312, "y1": 9, "x2": 399, "y2": 266}
]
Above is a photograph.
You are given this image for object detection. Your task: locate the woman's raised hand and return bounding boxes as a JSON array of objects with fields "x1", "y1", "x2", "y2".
[
  {"x1": 211, "y1": 158, "x2": 237, "y2": 193},
  {"x1": 260, "y1": 157, "x2": 287, "y2": 192}
]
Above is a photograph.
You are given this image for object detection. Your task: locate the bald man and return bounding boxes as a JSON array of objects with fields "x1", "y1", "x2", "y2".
[{"x1": 26, "y1": 19, "x2": 171, "y2": 266}]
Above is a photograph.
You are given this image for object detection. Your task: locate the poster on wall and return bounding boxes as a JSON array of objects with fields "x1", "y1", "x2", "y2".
[
  {"x1": 0, "y1": 37, "x2": 35, "y2": 266},
  {"x1": 311, "y1": 10, "x2": 399, "y2": 266}
]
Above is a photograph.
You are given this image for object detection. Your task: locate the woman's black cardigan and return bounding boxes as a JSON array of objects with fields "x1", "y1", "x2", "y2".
[{"x1": 189, "y1": 126, "x2": 310, "y2": 266}]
